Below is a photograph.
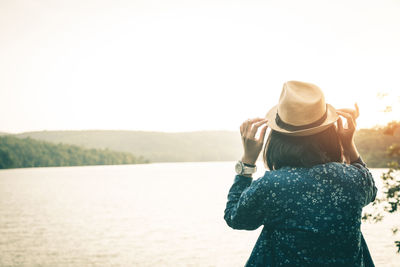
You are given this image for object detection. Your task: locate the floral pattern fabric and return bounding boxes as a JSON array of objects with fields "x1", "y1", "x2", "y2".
[{"x1": 224, "y1": 158, "x2": 377, "y2": 266}]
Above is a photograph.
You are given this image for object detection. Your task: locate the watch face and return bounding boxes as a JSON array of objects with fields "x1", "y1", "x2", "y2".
[{"x1": 235, "y1": 162, "x2": 243, "y2": 174}]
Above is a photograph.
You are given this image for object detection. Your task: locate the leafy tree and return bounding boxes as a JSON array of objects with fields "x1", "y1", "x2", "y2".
[
  {"x1": 0, "y1": 136, "x2": 149, "y2": 169},
  {"x1": 362, "y1": 121, "x2": 400, "y2": 252}
]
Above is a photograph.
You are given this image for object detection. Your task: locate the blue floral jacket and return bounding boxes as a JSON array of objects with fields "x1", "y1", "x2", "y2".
[{"x1": 224, "y1": 158, "x2": 377, "y2": 266}]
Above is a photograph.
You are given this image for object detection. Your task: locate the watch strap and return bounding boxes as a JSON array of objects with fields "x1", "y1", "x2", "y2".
[
  {"x1": 243, "y1": 162, "x2": 256, "y2": 167},
  {"x1": 241, "y1": 163, "x2": 257, "y2": 175},
  {"x1": 235, "y1": 160, "x2": 257, "y2": 175}
]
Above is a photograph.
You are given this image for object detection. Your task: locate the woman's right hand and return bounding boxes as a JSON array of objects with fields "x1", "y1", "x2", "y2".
[
  {"x1": 336, "y1": 103, "x2": 360, "y2": 163},
  {"x1": 240, "y1": 118, "x2": 268, "y2": 166}
]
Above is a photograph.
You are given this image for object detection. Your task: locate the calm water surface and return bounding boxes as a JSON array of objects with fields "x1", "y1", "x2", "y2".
[{"x1": 0, "y1": 162, "x2": 399, "y2": 267}]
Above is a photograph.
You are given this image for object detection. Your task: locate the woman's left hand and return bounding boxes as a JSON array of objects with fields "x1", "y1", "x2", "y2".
[
  {"x1": 337, "y1": 103, "x2": 359, "y2": 122},
  {"x1": 336, "y1": 103, "x2": 360, "y2": 163},
  {"x1": 240, "y1": 118, "x2": 268, "y2": 166}
]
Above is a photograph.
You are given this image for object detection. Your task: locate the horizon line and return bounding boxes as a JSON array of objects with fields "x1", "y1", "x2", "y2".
[{"x1": 0, "y1": 124, "x2": 392, "y2": 135}]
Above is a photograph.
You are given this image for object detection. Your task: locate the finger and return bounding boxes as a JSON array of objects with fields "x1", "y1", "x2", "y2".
[
  {"x1": 354, "y1": 103, "x2": 359, "y2": 118},
  {"x1": 336, "y1": 107, "x2": 359, "y2": 121},
  {"x1": 240, "y1": 125, "x2": 245, "y2": 143},
  {"x1": 240, "y1": 120, "x2": 249, "y2": 138},
  {"x1": 249, "y1": 117, "x2": 265, "y2": 123},
  {"x1": 336, "y1": 108, "x2": 355, "y2": 115},
  {"x1": 248, "y1": 118, "x2": 265, "y2": 128},
  {"x1": 249, "y1": 119, "x2": 268, "y2": 138},
  {"x1": 244, "y1": 117, "x2": 262, "y2": 127},
  {"x1": 242, "y1": 119, "x2": 251, "y2": 136},
  {"x1": 336, "y1": 110, "x2": 352, "y2": 119},
  {"x1": 337, "y1": 116, "x2": 343, "y2": 132},
  {"x1": 345, "y1": 111, "x2": 356, "y2": 128},
  {"x1": 336, "y1": 111, "x2": 355, "y2": 129},
  {"x1": 244, "y1": 118, "x2": 264, "y2": 138},
  {"x1": 258, "y1": 124, "x2": 268, "y2": 143}
]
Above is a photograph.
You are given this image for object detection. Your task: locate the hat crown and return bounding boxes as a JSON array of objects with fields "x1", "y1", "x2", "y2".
[{"x1": 278, "y1": 81, "x2": 327, "y2": 126}]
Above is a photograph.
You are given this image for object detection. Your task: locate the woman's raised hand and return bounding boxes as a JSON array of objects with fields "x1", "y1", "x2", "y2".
[
  {"x1": 336, "y1": 103, "x2": 360, "y2": 163},
  {"x1": 337, "y1": 103, "x2": 360, "y2": 122},
  {"x1": 240, "y1": 118, "x2": 268, "y2": 166}
]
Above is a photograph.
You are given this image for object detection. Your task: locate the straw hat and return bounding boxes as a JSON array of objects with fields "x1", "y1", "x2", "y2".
[{"x1": 266, "y1": 81, "x2": 339, "y2": 136}]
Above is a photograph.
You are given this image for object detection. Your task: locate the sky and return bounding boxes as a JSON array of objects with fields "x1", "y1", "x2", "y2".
[{"x1": 0, "y1": 0, "x2": 399, "y2": 133}]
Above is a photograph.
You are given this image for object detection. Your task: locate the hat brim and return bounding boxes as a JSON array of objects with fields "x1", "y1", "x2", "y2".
[{"x1": 265, "y1": 104, "x2": 339, "y2": 136}]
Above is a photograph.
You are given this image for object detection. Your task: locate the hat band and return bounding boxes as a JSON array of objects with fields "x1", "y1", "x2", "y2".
[{"x1": 275, "y1": 104, "x2": 328, "y2": 131}]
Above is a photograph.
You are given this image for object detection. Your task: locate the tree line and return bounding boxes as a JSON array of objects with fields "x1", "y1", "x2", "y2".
[
  {"x1": 355, "y1": 127, "x2": 400, "y2": 168},
  {"x1": 0, "y1": 136, "x2": 148, "y2": 169},
  {"x1": 362, "y1": 121, "x2": 400, "y2": 253},
  {"x1": 1, "y1": 127, "x2": 399, "y2": 169}
]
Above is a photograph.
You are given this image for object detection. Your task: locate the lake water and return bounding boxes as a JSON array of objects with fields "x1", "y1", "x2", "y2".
[{"x1": 0, "y1": 162, "x2": 399, "y2": 267}]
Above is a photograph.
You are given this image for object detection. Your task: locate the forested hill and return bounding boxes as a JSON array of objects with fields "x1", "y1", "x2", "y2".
[
  {"x1": 15, "y1": 131, "x2": 242, "y2": 163},
  {"x1": 12, "y1": 128, "x2": 400, "y2": 168},
  {"x1": 354, "y1": 128, "x2": 400, "y2": 168},
  {"x1": 0, "y1": 136, "x2": 148, "y2": 169}
]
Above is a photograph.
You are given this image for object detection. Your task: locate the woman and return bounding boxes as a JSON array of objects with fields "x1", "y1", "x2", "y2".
[{"x1": 224, "y1": 81, "x2": 377, "y2": 266}]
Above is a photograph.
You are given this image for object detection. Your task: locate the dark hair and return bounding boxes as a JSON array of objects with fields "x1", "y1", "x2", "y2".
[{"x1": 263, "y1": 125, "x2": 342, "y2": 170}]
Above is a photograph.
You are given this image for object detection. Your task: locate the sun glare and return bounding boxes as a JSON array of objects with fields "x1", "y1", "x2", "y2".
[{"x1": 0, "y1": 0, "x2": 399, "y2": 133}]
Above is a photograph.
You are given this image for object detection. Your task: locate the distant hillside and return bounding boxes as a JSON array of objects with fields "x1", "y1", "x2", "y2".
[
  {"x1": 0, "y1": 136, "x2": 148, "y2": 169},
  {"x1": 0, "y1": 132, "x2": 9, "y2": 136},
  {"x1": 355, "y1": 128, "x2": 400, "y2": 168},
  {"x1": 16, "y1": 130, "x2": 242, "y2": 163},
  {"x1": 12, "y1": 128, "x2": 400, "y2": 167}
]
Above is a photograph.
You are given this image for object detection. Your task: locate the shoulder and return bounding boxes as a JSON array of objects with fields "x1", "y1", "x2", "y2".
[
  {"x1": 308, "y1": 161, "x2": 362, "y2": 174},
  {"x1": 255, "y1": 161, "x2": 372, "y2": 185},
  {"x1": 309, "y1": 161, "x2": 373, "y2": 186}
]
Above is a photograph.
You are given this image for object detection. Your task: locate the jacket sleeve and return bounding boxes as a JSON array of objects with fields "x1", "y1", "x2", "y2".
[
  {"x1": 223, "y1": 175, "x2": 266, "y2": 230},
  {"x1": 350, "y1": 157, "x2": 378, "y2": 207}
]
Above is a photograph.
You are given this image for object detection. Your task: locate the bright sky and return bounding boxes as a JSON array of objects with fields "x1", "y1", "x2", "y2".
[{"x1": 1, "y1": 0, "x2": 399, "y2": 133}]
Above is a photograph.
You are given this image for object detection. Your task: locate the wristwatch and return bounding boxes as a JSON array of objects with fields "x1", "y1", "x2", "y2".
[{"x1": 235, "y1": 161, "x2": 257, "y2": 175}]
